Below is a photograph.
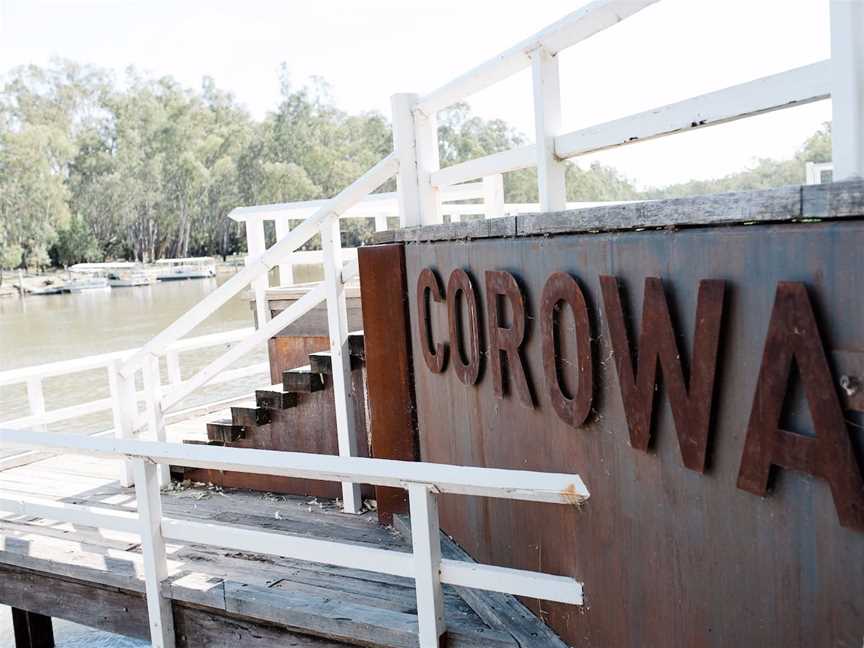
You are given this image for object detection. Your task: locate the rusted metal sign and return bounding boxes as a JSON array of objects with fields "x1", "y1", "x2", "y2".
[
  {"x1": 397, "y1": 218, "x2": 864, "y2": 647},
  {"x1": 416, "y1": 264, "x2": 863, "y2": 529}
]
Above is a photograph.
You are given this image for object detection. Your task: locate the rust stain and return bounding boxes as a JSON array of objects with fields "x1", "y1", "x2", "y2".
[{"x1": 561, "y1": 483, "x2": 586, "y2": 507}]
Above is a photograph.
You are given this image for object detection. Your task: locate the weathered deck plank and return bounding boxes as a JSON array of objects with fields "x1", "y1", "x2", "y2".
[{"x1": 0, "y1": 453, "x2": 534, "y2": 648}]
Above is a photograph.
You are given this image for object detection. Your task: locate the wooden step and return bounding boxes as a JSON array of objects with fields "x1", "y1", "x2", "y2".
[
  {"x1": 183, "y1": 439, "x2": 226, "y2": 447},
  {"x1": 282, "y1": 365, "x2": 325, "y2": 393},
  {"x1": 308, "y1": 350, "x2": 362, "y2": 375},
  {"x1": 348, "y1": 330, "x2": 365, "y2": 359},
  {"x1": 255, "y1": 389, "x2": 298, "y2": 410},
  {"x1": 173, "y1": 439, "x2": 227, "y2": 479},
  {"x1": 206, "y1": 420, "x2": 246, "y2": 444},
  {"x1": 231, "y1": 406, "x2": 271, "y2": 427}
]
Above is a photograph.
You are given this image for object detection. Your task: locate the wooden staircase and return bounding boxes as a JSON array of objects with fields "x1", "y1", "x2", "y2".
[{"x1": 171, "y1": 331, "x2": 372, "y2": 499}]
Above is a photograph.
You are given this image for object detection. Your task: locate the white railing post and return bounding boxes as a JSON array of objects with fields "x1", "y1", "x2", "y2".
[
  {"x1": 165, "y1": 350, "x2": 182, "y2": 387},
  {"x1": 392, "y1": 93, "x2": 422, "y2": 228},
  {"x1": 392, "y1": 93, "x2": 441, "y2": 227},
  {"x1": 109, "y1": 359, "x2": 136, "y2": 487},
  {"x1": 274, "y1": 216, "x2": 295, "y2": 286},
  {"x1": 143, "y1": 355, "x2": 170, "y2": 486},
  {"x1": 25, "y1": 377, "x2": 46, "y2": 433},
  {"x1": 415, "y1": 107, "x2": 441, "y2": 227},
  {"x1": 530, "y1": 47, "x2": 567, "y2": 211},
  {"x1": 374, "y1": 213, "x2": 388, "y2": 232},
  {"x1": 132, "y1": 457, "x2": 176, "y2": 648},
  {"x1": 408, "y1": 483, "x2": 445, "y2": 647},
  {"x1": 246, "y1": 216, "x2": 270, "y2": 327},
  {"x1": 830, "y1": 0, "x2": 864, "y2": 180},
  {"x1": 320, "y1": 214, "x2": 363, "y2": 514},
  {"x1": 483, "y1": 173, "x2": 505, "y2": 219}
]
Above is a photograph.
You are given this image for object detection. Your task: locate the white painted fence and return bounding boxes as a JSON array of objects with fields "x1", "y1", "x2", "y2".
[
  {"x1": 0, "y1": 427, "x2": 589, "y2": 648},
  {"x1": 0, "y1": 327, "x2": 267, "y2": 474}
]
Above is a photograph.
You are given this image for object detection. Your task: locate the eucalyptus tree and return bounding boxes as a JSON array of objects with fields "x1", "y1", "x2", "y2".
[{"x1": 0, "y1": 59, "x2": 836, "y2": 272}]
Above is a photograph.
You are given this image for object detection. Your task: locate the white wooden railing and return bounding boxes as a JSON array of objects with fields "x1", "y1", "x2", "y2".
[
  {"x1": 0, "y1": 427, "x2": 589, "y2": 648},
  {"x1": 228, "y1": 0, "x2": 862, "y2": 317},
  {"x1": 228, "y1": 178, "x2": 504, "y2": 325},
  {"x1": 0, "y1": 327, "x2": 268, "y2": 473},
  {"x1": 115, "y1": 153, "x2": 401, "y2": 515},
  {"x1": 396, "y1": 0, "x2": 860, "y2": 223}
]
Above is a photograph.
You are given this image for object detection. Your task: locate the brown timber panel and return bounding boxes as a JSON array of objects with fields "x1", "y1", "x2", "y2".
[
  {"x1": 358, "y1": 244, "x2": 420, "y2": 524},
  {"x1": 404, "y1": 220, "x2": 864, "y2": 648}
]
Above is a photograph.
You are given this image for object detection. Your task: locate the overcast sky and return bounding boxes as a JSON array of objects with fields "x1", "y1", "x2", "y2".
[{"x1": 0, "y1": 0, "x2": 832, "y2": 189}]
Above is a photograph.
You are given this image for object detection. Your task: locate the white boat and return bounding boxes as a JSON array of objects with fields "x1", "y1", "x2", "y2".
[
  {"x1": 64, "y1": 275, "x2": 110, "y2": 293},
  {"x1": 65, "y1": 262, "x2": 152, "y2": 289},
  {"x1": 156, "y1": 257, "x2": 217, "y2": 281},
  {"x1": 108, "y1": 272, "x2": 150, "y2": 287},
  {"x1": 103, "y1": 262, "x2": 152, "y2": 287},
  {"x1": 64, "y1": 265, "x2": 111, "y2": 292},
  {"x1": 28, "y1": 282, "x2": 65, "y2": 296}
]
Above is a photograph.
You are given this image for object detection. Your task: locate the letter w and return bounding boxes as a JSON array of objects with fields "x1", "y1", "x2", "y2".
[{"x1": 600, "y1": 276, "x2": 726, "y2": 473}]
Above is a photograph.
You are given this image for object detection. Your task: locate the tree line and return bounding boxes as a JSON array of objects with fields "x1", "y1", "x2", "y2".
[{"x1": 0, "y1": 59, "x2": 832, "y2": 272}]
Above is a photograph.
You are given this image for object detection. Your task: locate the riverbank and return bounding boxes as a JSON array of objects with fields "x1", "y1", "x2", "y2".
[{"x1": 0, "y1": 257, "x2": 247, "y2": 297}]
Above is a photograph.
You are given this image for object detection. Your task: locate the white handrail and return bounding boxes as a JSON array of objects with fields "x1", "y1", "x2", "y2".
[
  {"x1": 415, "y1": 0, "x2": 659, "y2": 117},
  {"x1": 98, "y1": 152, "x2": 398, "y2": 513},
  {"x1": 0, "y1": 426, "x2": 587, "y2": 646},
  {"x1": 227, "y1": 180, "x2": 485, "y2": 223},
  {"x1": 159, "y1": 278, "x2": 329, "y2": 413},
  {"x1": 555, "y1": 60, "x2": 831, "y2": 160},
  {"x1": 430, "y1": 61, "x2": 832, "y2": 189},
  {"x1": 0, "y1": 429, "x2": 588, "y2": 504},
  {"x1": 0, "y1": 327, "x2": 254, "y2": 387},
  {"x1": 432, "y1": 145, "x2": 536, "y2": 189},
  {"x1": 2, "y1": 362, "x2": 268, "y2": 432},
  {"x1": 0, "y1": 326, "x2": 266, "y2": 461},
  {"x1": 121, "y1": 152, "x2": 398, "y2": 379}
]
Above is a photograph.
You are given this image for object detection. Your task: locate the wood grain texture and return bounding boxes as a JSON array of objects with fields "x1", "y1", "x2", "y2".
[
  {"x1": 373, "y1": 180, "x2": 864, "y2": 243},
  {"x1": 0, "y1": 458, "x2": 518, "y2": 648}
]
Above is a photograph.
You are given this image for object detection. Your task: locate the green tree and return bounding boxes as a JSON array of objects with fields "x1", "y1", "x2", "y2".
[
  {"x1": 0, "y1": 125, "x2": 73, "y2": 268},
  {"x1": 0, "y1": 58, "x2": 839, "y2": 269},
  {"x1": 52, "y1": 213, "x2": 102, "y2": 267}
]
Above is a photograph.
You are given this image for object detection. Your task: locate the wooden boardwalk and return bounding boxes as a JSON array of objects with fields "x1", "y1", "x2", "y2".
[{"x1": 0, "y1": 413, "x2": 566, "y2": 648}]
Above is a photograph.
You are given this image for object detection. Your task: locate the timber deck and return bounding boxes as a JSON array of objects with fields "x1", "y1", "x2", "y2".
[{"x1": 0, "y1": 412, "x2": 566, "y2": 648}]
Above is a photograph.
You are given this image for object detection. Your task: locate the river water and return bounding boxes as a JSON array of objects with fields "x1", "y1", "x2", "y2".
[{"x1": 0, "y1": 275, "x2": 266, "y2": 646}]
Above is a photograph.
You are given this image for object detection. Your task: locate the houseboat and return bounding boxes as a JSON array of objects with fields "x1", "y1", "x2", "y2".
[
  {"x1": 64, "y1": 264, "x2": 111, "y2": 293},
  {"x1": 156, "y1": 257, "x2": 217, "y2": 281},
  {"x1": 104, "y1": 262, "x2": 152, "y2": 287}
]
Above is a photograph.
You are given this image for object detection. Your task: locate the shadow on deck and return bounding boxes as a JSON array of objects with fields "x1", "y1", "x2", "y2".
[{"x1": 0, "y1": 455, "x2": 566, "y2": 647}]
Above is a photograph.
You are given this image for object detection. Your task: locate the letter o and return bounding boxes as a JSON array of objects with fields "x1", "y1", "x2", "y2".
[
  {"x1": 540, "y1": 272, "x2": 593, "y2": 427},
  {"x1": 447, "y1": 269, "x2": 481, "y2": 385}
]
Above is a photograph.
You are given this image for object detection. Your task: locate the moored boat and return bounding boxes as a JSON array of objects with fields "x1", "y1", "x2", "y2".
[
  {"x1": 156, "y1": 257, "x2": 216, "y2": 281},
  {"x1": 103, "y1": 262, "x2": 152, "y2": 287},
  {"x1": 28, "y1": 284, "x2": 65, "y2": 296},
  {"x1": 64, "y1": 264, "x2": 112, "y2": 293}
]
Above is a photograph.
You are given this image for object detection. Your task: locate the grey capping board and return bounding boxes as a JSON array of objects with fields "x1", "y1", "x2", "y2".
[{"x1": 371, "y1": 179, "x2": 864, "y2": 244}]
